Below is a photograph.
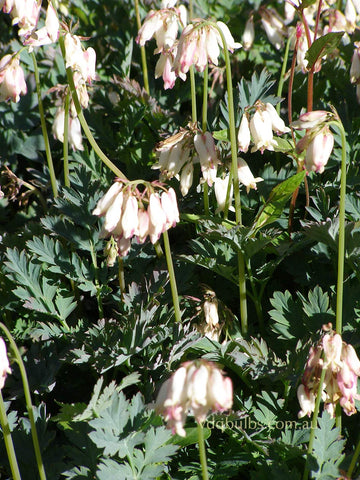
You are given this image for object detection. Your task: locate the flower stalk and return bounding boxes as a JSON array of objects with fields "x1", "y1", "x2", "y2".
[
  {"x1": 0, "y1": 391, "x2": 22, "y2": 480},
  {"x1": 134, "y1": 0, "x2": 150, "y2": 94},
  {"x1": 63, "y1": 90, "x2": 70, "y2": 188},
  {"x1": 31, "y1": 52, "x2": 58, "y2": 198},
  {"x1": 163, "y1": 230, "x2": 182, "y2": 323},
  {"x1": 198, "y1": 422, "x2": 209, "y2": 480},
  {"x1": 0, "y1": 323, "x2": 47, "y2": 480}
]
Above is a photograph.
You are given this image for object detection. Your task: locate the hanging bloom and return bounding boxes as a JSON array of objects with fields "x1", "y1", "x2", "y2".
[
  {"x1": 265, "y1": 103, "x2": 290, "y2": 134},
  {"x1": 24, "y1": 3, "x2": 59, "y2": 47},
  {"x1": 155, "y1": 44, "x2": 186, "y2": 89},
  {"x1": 194, "y1": 131, "x2": 220, "y2": 186},
  {"x1": 237, "y1": 159, "x2": 263, "y2": 193},
  {"x1": 0, "y1": 338, "x2": 11, "y2": 390},
  {"x1": 10, "y1": 0, "x2": 41, "y2": 38},
  {"x1": 64, "y1": 34, "x2": 97, "y2": 84},
  {"x1": 214, "y1": 175, "x2": 233, "y2": 213},
  {"x1": 304, "y1": 126, "x2": 334, "y2": 174},
  {"x1": 242, "y1": 16, "x2": 255, "y2": 51},
  {"x1": 291, "y1": 110, "x2": 332, "y2": 130},
  {"x1": 180, "y1": 162, "x2": 194, "y2": 196},
  {"x1": 52, "y1": 107, "x2": 84, "y2": 151},
  {"x1": 260, "y1": 8, "x2": 285, "y2": 50},
  {"x1": 93, "y1": 181, "x2": 180, "y2": 255},
  {"x1": 173, "y1": 19, "x2": 241, "y2": 75},
  {"x1": 250, "y1": 108, "x2": 276, "y2": 153},
  {"x1": 136, "y1": 6, "x2": 186, "y2": 52},
  {"x1": 153, "y1": 128, "x2": 192, "y2": 179},
  {"x1": 350, "y1": 42, "x2": 360, "y2": 84},
  {"x1": 298, "y1": 326, "x2": 360, "y2": 418},
  {"x1": 0, "y1": 54, "x2": 27, "y2": 103},
  {"x1": 238, "y1": 114, "x2": 251, "y2": 153},
  {"x1": 155, "y1": 360, "x2": 233, "y2": 436},
  {"x1": 199, "y1": 289, "x2": 221, "y2": 342}
]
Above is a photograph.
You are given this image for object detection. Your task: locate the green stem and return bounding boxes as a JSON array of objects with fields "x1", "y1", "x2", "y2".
[
  {"x1": 214, "y1": 22, "x2": 248, "y2": 335},
  {"x1": 162, "y1": 230, "x2": 181, "y2": 323},
  {"x1": 63, "y1": 90, "x2": 70, "y2": 188},
  {"x1": 58, "y1": 36, "x2": 128, "y2": 180},
  {"x1": 134, "y1": 0, "x2": 150, "y2": 94},
  {"x1": 118, "y1": 257, "x2": 125, "y2": 300},
  {"x1": 334, "y1": 121, "x2": 347, "y2": 336},
  {"x1": 197, "y1": 422, "x2": 209, "y2": 480},
  {"x1": 31, "y1": 52, "x2": 58, "y2": 198},
  {"x1": 303, "y1": 361, "x2": 326, "y2": 480},
  {"x1": 276, "y1": 33, "x2": 293, "y2": 115},
  {"x1": 0, "y1": 391, "x2": 22, "y2": 480},
  {"x1": 202, "y1": 64, "x2": 208, "y2": 132},
  {"x1": 190, "y1": 66, "x2": 197, "y2": 124},
  {"x1": 0, "y1": 324, "x2": 47, "y2": 480},
  {"x1": 347, "y1": 433, "x2": 360, "y2": 478},
  {"x1": 90, "y1": 242, "x2": 104, "y2": 318}
]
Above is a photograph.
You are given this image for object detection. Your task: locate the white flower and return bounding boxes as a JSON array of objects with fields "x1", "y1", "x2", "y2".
[{"x1": 237, "y1": 159, "x2": 263, "y2": 193}]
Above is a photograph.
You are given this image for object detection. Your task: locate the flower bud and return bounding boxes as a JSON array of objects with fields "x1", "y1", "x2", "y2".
[
  {"x1": 214, "y1": 176, "x2": 233, "y2": 213},
  {"x1": 238, "y1": 114, "x2": 251, "y2": 153},
  {"x1": 242, "y1": 16, "x2": 255, "y2": 51},
  {"x1": 304, "y1": 126, "x2": 334, "y2": 174}
]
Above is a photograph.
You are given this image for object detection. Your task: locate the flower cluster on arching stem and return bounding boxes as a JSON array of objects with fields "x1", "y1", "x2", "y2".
[
  {"x1": 155, "y1": 360, "x2": 233, "y2": 437},
  {"x1": 92, "y1": 180, "x2": 180, "y2": 258},
  {"x1": 292, "y1": 110, "x2": 335, "y2": 174},
  {"x1": 298, "y1": 324, "x2": 360, "y2": 418}
]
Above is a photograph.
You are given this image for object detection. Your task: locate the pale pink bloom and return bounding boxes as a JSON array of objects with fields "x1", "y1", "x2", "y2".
[
  {"x1": 11, "y1": 0, "x2": 41, "y2": 37},
  {"x1": 1, "y1": 0, "x2": 15, "y2": 14},
  {"x1": 102, "y1": 190, "x2": 124, "y2": 234},
  {"x1": 323, "y1": 333, "x2": 343, "y2": 370},
  {"x1": 136, "y1": 209, "x2": 150, "y2": 244},
  {"x1": 65, "y1": 34, "x2": 97, "y2": 84},
  {"x1": 250, "y1": 109, "x2": 276, "y2": 153},
  {"x1": 203, "y1": 298, "x2": 219, "y2": 329},
  {"x1": 174, "y1": 20, "x2": 241, "y2": 75},
  {"x1": 148, "y1": 193, "x2": 167, "y2": 243},
  {"x1": 92, "y1": 182, "x2": 123, "y2": 216},
  {"x1": 214, "y1": 176, "x2": 233, "y2": 213},
  {"x1": 291, "y1": 110, "x2": 331, "y2": 130},
  {"x1": 121, "y1": 194, "x2": 139, "y2": 239},
  {"x1": 208, "y1": 369, "x2": 233, "y2": 411},
  {"x1": 237, "y1": 159, "x2": 263, "y2": 193},
  {"x1": 0, "y1": 338, "x2": 11, "y2": 390},
  {"x1": 180, "y1": 162, "x2": 193, "y2": 196},
  {"x1": 0, "y1": 54, "x2": 27, "y2": 103},
  {"x1": 297, "y1": 384, "x2": 316, "y2": 418},
  {"x1": 45, "y1": 4, "x2": 59, "y2": 42},
  {"x1": 350, "y1": 44, "x2": 360, "y2": 84},
  {"x1": 304, "y1": 126, "x2": 334, "y2": 174},
  {"x1": 155, "y1": 45, "x2": 186, "y2": 89},
  {"x1": 242, "y1": 16, "x2": 254, "y2": 51},
  {"x1": 136, "y1": 7, "x2": 185, "y2": 52},
  {"x1": 161, "y1": 188, "x2": 180, "y2": 229},
  {"x1": 260, "y1": 11, "x2": 284, "y2": 50},
  {"x1": 265, "y1": 103, "x2": 290, "y2": 134},
  {"x1": 68, "y1": 116, "x2": 83, "y2": 151},
  {"x1": 238, "y1": 114, "x2": 251, "y2": 153},
  {"x1": 345, "y1": 0, "x2": 357, "y2": 29},
  {"x1": 194, "y1": 132, "x2": 219, "y2": 186},
  {"x1": 342, "y1": 344, "x2": 360, "y2": 376},
  {"x1": 117, "y1": 236, "x2": 131, "y2": 257}
]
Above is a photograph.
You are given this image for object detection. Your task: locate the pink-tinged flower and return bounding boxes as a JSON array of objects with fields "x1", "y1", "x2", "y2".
[
  {"x1": 155, "y1": 45, "x2": 186, "y2": 89},
  {"x1": 214, "y1": 175, "x2": 233, "y2": 213},
  {"x1": 64, "y1": 34, "x2": 97, "y2": 84},
  {"x1": 250, "y1": 108, "x2": 276, "y2": 153},
  {"x1": 102, "y1": 189, "x2": 124, "y2": 234},
  {"x1": 24, "y1": 3, "x2": 59, "y2": 48},
  {"x1": 10, "y1": 0, "x2": 41, "y2": 37},
  {"x1": 323, "y1": 333, "x2": 343, "y2": 370},
  {"x1": 1, "y1": 0, "x2": 15, "y2": 14},
  {"x1": 291, "y1": 110, "x2": 332, "y2": 130},
  {"x1": 304, "y1": 126, "x2": 334, "y2": 174},
  {"x1": 121, "y1": 194, "x2": 139, "y2": 239},
  {"x1": 237, "y1": 159, "x2": 263, "y2": 193},
  {"x1": 238, "y1": 114, "x2": 251, "y2": 153},
  {"x1": 161, "y1": 188, "x2": 180, "y2": 229},
  {"x1": 350, "y1": 43, "x2": 360, "y2": 84},
  {"x1": 265, "y1": 103, "x2": 290, "y2": 134},
  {"x1": 117, "y1": 236, "x2": 132, "y2": 258},
  {"x1": 180, "y1": 162, "x2": 193, "y2": 196},
  {"x1": 0, "y1": 54, "x2": 27, "y2": 103},
  {"x1": 93, "y1": 182, "x2": 123, "y2": 217},
  {"x1": 148, "y1": 193, "x2": 167, "y2": 244},
  {"x1": 136, "y1": 209, "x2": 150, "y2": 244},
  {"x1": 297, "y1": 384, "x2": 316, "y2": 418},
  {"x1": 194, "y1": 132, "x2": 219, "y2": 186},
  {"x1": 136, "y1": 6, "x2": 186, "y2": 52},
  {"x1": 174, "y1": 20, "x2": 241, "y2": 75},
  {"x1": 52, "y1": 107, "x2": 84, "y2": 151},
  {"x1": 0, "y1": 338, "x2": 11, "y2": 390},
  {"x1": 260, "y1": 8, "x2": 285, "y2": 50},
  {"x1": 242, "y1": 16, "x2": 254, "y2": 51},
  {"x1": 155, "y1": 360, "x2": 232, "y2": 436}
]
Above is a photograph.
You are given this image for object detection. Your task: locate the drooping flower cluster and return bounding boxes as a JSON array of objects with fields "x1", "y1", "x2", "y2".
[
  {"x1": 292, "y1": 110, "x2": 334, "y2": 174},
  {"x1": 0, "y1": 338, "x2": 11, "y2": 390},
  {"x1": 136, "y1": 3, "x2": 241, "y2": 89},
  {"x1": 238, "y1": 101, "x2": 290, "y2": 154},
  {"x1": 155, "y1": 360, "x2": 233, "y2": 436},
  {"x1": 298, "y1": 326, "x2": 360, "y2": 418},
  {"x1": 92, "y1": 180, "x2": 180, "y2": 257},
  {"x1": 152, "y1": 125, "x2": 220, "y2": 196}
]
